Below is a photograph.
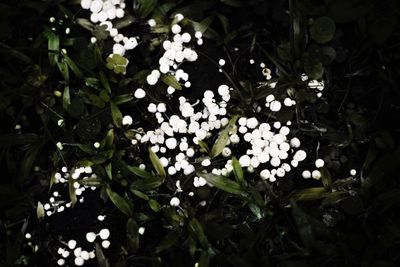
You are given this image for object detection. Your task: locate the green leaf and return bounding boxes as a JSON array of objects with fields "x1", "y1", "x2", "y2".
[
  {"x1": 19, "y1": 144, "x2": 42, "y2": 184},
  {"x1": 113, "y1": 94, "x2": 134, "y2": 105},
  {"x1": 101, "y1": 129, "x2": 115, "y2": 149},
  {"x1": 155, "y1": 230, "x2": 180, "y2": 253},
  {"x1": 68, "y1": 175, "x2": 77, "y2": 207},
  {"x1": 106, "y1": 187, "x2": 133, "y2": 216},
  {"x1": 36, "y1": 201, "x2": 45, "y2": 220},
  {"x1": 113, "y1": 15, "x2": 136, "y2": 29},
  {"x1": 310, "y1": 16, "x2": 336, "y2": 44},
  {"x1": 303, "y1": 53, "x2": 324, "y2": 80},
  {"x1": 137, "y1": 0, "x2": 158, "y2": 18},
  {"x1": 148, "y1": 199, "x2": 161, "y2": 212},
  {"x1": 62, "y1": 86, "x2": 71, "y2": 110},
  {"x1": 126, "y1": 218, "x2": 139, "y2": 252},
  {"x1": 131, "y1": 176, "x2": 165, "y2": 191},
  {"x1": 95, "y1": 243, "x2": 110, "y2": 267},
  {"x1": 192, "y1": 16, "x2": 214, "y2": 35},
  {"x1": 57, "y1": 60, "x2": 69, "y2": 83},
  {"x1": 211, "y1": 115, "x2": 238, "y2": 158},
  {"x1": 99, "y1": 71, "x2": 111, "y2": 93},
  {"x1": 232, "y1": 156, "x2": 245, "y2": 186},
  {"x1": 160, "y1": 73, "x2": 182, "y2": 90},
  {"x1": 319, "y1": 167, "x2": 332, "y2": 189},
  {"x1": 288, "y1": 187, "x2": 327, "y2": 201},
  {"x1": 197, "y1": 140, "x2": 210, "y2": 153},
  {"x1": 248, "y1": 203, "x2": 263, "y2": 219},
  {"x1": 197, "y1": 172, "x2": 245, "y2": 196},
  {"x1": 130, "y1": 189, "x2": 149, "y2": 200},
  {"x1": 105, "y1": 163, "x2": 112, "y2": 180},
  {"x1": 148, "y1": 148, "x2": 166, "y2": 178},
  {"x1": 126, "y1": 165, "x2": 154, "y2": 179},
  {"x1": 76, "y1": 18, "x2": 94, "y2": 31},
  {"x1": 44, "y1": 29, "x2": 59, "y2": 65},
  {"x1": 220, "y1": 0, "x2": 242, "y2": 7},
  {"x1": 110, "y1": 101, "x2": 122, "y2": 128},
  {"x1": 188, "y1": 218, "x2": 209, "y2": 249},
  {"x1": 62, "y1": 52, "x2": 84, "y2": 79}
]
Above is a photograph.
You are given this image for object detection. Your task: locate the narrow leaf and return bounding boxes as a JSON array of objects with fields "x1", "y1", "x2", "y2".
[
  {"x1": 148, "y1": 148, "x2": 166, "y2": 178},
  {"x1": 106, "y1": 187, "x2": 133, "y2": 216},
  {"x1": 110, "y1": 101, "x2": 122, "y2": 128},
  {"x1": 232, "y1": 156, "x2": 245, "y2": 186},
  {"x1": 160, "y1": 74, "x2": 182, "y2": 90},
  {"x1": 197, "y1": 172, "x2": 245, "y2": 196}
]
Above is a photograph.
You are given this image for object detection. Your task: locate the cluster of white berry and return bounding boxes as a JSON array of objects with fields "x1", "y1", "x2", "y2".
[{"x1": 146, "y1": 14, "x2": 202, "y2": 94}]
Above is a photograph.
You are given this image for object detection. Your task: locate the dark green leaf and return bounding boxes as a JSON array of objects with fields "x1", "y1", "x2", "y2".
[
  {"x1": 110, "y1": 101, "x2": 123, "y2": 128},
  {"x1": 197, "y1": 172, "x2": 245, "y2": 196},
  {"x1": 106, "y1": 187, "x2": 133, "y2": 216},
  {"x1": 149, "y1": 148, "x2": 166, "y2": 178},
  {"x1": 310, "y1": 16, "x2": 336, "y2": 44},
  {"x1": 160, "y1": 73, "x2": 182, "y2": 90}
]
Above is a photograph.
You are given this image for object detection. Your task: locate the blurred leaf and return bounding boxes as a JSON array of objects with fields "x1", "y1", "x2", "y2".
[
  {"x1": 303, "y1": 53, "x2": 324, "y2": 79},
  {"x1": 319, "y1": 167, "x2": 332, "y2": 189},
  {"x1": 110, "y1": 101, "x2": 123, "y2": 128},
  {"x1": 57, "y1": 60, "x2": 69, "y2": 83},
  {"x1": 99, "y1": 71, "x2": 111, "y2": 93},
  {"x1": 160, "y1": 73, "x2": 182, "y2": 90},
  {"x1": 126, "y1": 165, "x2": 154, "y2": 179},
  {"x1": 188, "y1": 218, "x2": 209, "y2": 249},
  {"x1": 19, "y1": 144, "x2": 42, "y2": 184},
  {"x1": 232, "y1": 156, "x2": 245, "y2": 186},
  {"x1": 76, "y1": 18, "x2": 94, "y2": 31},
  {"x1": 95, "y1": 243, "x2": 110, "y2": 267},
  {"x1": 199, "y1": 251, "x2": 210, "y2": 267},
  {"x1": 63, "y1": 85, "x2": 71, "y2": 110},
  {"x1": 211, "y1": 115, "x2": 238, "y2": 158},
  {"x1": 155, "y1": 230, "x2": 180, "y2": 253},
  {"x1": 131, "y1": 189, "x2": 149, "y2": 200},
  {"x1": 92, "y1": 24, "x2": 108, "y2": 40},
  {"x1": 148, "y1": 199, "x2": 161, "y2": 212},
  {"x1": 197, "y1": 172, "x2": 245, "y2": 196},
  {"x1": 36, "y1": 201, "x2": 44, "y2": 220},
  {"x1": 127, "y1": 218, "x2": 139, "y2": 252},
  {"x1": 113, "y1": 15, "x2": 135, "y2": 29},
  {"x1": 198, "y1": 140, "x2": 210, "y2": 153},
  {"x1": 310, "y1": 16, "x2": 336, "y2": 44},
  {"x1": 220, "y1": 0, "x2": 242, "y2": 7},
  {"x1": 130, "y1": 176, "x2": 165, "y2": 191},
  {"x1": 105, "y1": 163, "x2": 112, "y2": 180},
  {"x1": 137, "y1": 0, "x2": 158, "y2": 18},
  {"x1": 43, "y1": 29, "x2": 59, "y2": 65},
  {"x1": 106, "y1": 187, "x2": 133, "y2": 216},
  {"x1": 68, "y1": 175, "x2": 77, "y2": 207},
  {"x1": 289, "y1": 187, "x2": 327, "y2": 201},
  {"x1": 149, "y1": 148, "x2": 166, "y2": 178},
  {"x1": 63, "y1": 52, "x2": 84, "y2": 79}
]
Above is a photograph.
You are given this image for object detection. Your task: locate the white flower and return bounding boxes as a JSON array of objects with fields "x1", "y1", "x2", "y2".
[
  {"x1": 284, "y1": 98, "x2": 293, "y2": 107},
  {"x1": 181, "y1": 32, "x2": 191, "y2": 43},
  {"x1": 122, "y1": 115, "x2": 133, "y2": 126},
  {"x1": 350, "y1": 169, "x2": 357, "y2": 176},
  {"x1": 218, "y1": 59, "x2": 226, "y2": 66},
  {"x1": 195, "y1": 31, "x2": 202, "y2": 38},
  {"x1": 293, "y1": 150, "x2": 307, "y2": 161},
  {"x1": 138, "y1": 227, "x2": 145, "y2": 235},
  {"x1": 148, "y1": 19, "x2": 156, "y2": 27},
  {"x1": 74, "y1": 257, "x2": 84, "y2": 266},
  {"x1": 99, "y1": 228, "x2": 110, "y2": 240},
  {"x1": 86, "y1": 232, "x2": 96, "y2": 243},
  {"x1": 146, "y1": 74, "x2": 158, "y2": 85},
  {"x1": 270, "y1": 100, "x2": 282, "y2": 112},
  {"x1": 134, "y1": 88, "x2": 146, "y2": 99},
  {"x1": 147, "y1": 103, "x2": 157, "y2": 113},
  {"x1": 101, "y1": 240, "x2": 111, "y2": 249},
  {"x1": 175, "y1": 13, "x2": 184, "y2": 21},
  {"x1": 246, "y1": 117, "x2": 258, "y2": 129},
  {"x1": 312, "y1": 170, "x2": 321, "y2": 180},
  {"x1": 80, "y1": 251, "x2": 89, "y2": 260},
  {"x1": 116, "y1": 8, "x2": 124, "y2": 18},
  {"x1": 260, "y1": 169, "x2": 270, "y2": 180},
  {"x1": 90, "y1": 0, "x2": 102, "y2": 13},
  {"x1": 266, "y1": 94, "x2": 275, "y2": 103},
  {"x1": 290, "y1": 137, "x2": 300, "y2": 148},
  {"x1": 57, "y1": 259, "x2": 65, "y2": 266},
  {"x1": 239, "y1": 155, "x2": 251, "y2": 167},
  {"x1": 165, "y1": 138, "x2": 177, "y2": 149},
  {"x1": 201, "y1": 159, "x2": 211, "y2": 166},
  {"x1": 184, "y1": 164, "x2": 195, "y2": 175},
  {"x1": 112, "y1": 43, "x2": 125, "y2": 56},
  {"x1": 170, "y1": 197, "x2": 180, "y2": 206},
  {"x1": 171, "y1": 24, "x2": 181, "y2": 34},
  {"x1": 302, "y1": 170, "x2": 311, "y2": 179},
  {"x1": 315, "y1": 159, "x2": 325, "y2": 168},
  {"x1": 270, "y1": 157, "x2": 281, "y2": 167},
  {"x1": 157, "y1": 103, "x2": 167, "y2": 113},
  {"x1": 168, "y1": 166, "x2": 177, "y2": 175},
  {"x1": 222, "y1": 147, "x2": 232, "y2": 157}
]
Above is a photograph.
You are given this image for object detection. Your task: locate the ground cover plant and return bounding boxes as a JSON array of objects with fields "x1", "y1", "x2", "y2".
[{"x1": 0, "y1": 0, "x2": 400, "y2": 266}]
